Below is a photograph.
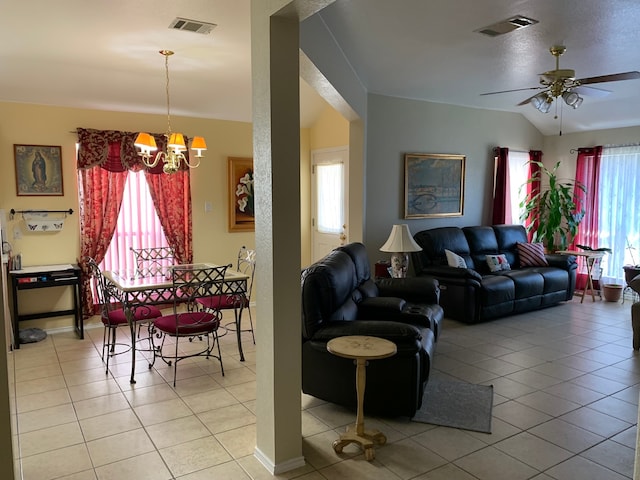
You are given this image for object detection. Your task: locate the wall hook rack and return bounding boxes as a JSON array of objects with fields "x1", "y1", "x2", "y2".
[{"x1": 9, "y1": 208, "x2": 74, "y2": 220}]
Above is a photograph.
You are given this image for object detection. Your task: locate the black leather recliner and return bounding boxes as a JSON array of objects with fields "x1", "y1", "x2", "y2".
[
  {"x1": 412, "y1": 225, "x2": 577, "y2": 323},
  {"x1": 301, "y1": 242, "x2": 443, "y2": 417}
]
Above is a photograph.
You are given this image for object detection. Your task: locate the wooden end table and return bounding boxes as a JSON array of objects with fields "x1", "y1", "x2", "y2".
[
  {"x1": 557, "y1": 250, "x2": 606, "y2": 303},
  {"x1": 326, "y1": 335, "x2": 397, "y2": 461}
]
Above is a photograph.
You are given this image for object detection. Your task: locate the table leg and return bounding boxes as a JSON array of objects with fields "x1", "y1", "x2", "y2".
[
  {"x1": 332, "y1": 358, "x2": 386, "y2": 461},
  {"x1": 235, "y1": 302, "x2": 245, "y2": 362},
  {"x1": 127, "y1": 306, "x2": 137, "y2": 384}
]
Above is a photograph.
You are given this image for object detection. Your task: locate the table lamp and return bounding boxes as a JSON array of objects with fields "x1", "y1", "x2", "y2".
[{"x1": 379, "y1": 224, "x2": 422, "y2": 278}]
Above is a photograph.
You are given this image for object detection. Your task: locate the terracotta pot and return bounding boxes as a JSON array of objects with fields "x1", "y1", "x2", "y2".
[{"x1": 602, "y1": 284, "x2": 623, "y2": 302}]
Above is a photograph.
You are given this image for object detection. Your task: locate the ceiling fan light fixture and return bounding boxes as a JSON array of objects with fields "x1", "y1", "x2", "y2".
[
  {"x1": 531, "y1": 92, "x2": 552, "y2": 113},
  {"x1": 562, "y1": 91, "x2": 583, "y2": 109}
]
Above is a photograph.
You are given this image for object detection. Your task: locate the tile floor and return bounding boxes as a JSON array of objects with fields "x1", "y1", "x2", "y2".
[{"x1": 9, "y1": 295, "x2": 640, "y2": 479}]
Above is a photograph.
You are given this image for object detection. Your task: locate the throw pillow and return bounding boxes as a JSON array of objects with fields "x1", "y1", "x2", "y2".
[
  {"x1": 445, "y1": 249, "x2": 467, "y2": 268},
  {"x1": 486, "y1": 254, "x2": 511, "y2": 272},
  {"x1": 517, "y1": 242, "x2": 549, "y2": 267}
]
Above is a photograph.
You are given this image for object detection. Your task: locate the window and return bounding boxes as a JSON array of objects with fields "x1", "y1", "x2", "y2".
[
  {"x1": 101, "y1": 170, "x2": 169, "y2": 273},
  {"x1": 507, "y1": 151, "x2": 530, "y2": 225},
  {"x1": 316, "y1": 162, "x2": 344, "y2": 234},
  {"x1": 597, "y1": 145, "x2": 640, "y2": 283}
]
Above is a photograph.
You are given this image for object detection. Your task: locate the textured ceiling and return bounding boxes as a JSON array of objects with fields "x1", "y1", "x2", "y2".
[{"x1": 1, "y1": 0, "x2": 639, "y2": 135}]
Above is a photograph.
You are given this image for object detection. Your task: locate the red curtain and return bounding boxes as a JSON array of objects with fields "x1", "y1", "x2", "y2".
[
  {"x1": 525, "y1": 150, "x2": 543, "y2": 241},
  {"x1": 491, "y1": 147, "x2": 509, "y2": 224},
  {"x1": 572, "y1": 146, "x2": 602, "y2": 290},
  {"x1": 76, "y1": 128, "x2": 193, "y2": 315}
]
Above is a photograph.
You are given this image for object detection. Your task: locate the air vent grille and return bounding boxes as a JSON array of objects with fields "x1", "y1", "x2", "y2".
[
  {"x1": 475, "y1": 15, "x2": 538, "y2": 37},
  {"x1": 169, "y1": 17, "x2": 217, "y2": 35}
]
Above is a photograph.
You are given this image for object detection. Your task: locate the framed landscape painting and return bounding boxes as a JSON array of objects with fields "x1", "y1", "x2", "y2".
[
  {"x1": 404, "y1": 153, "x2": 465, "y2": 218},
  {"x1": 14, "y1": 144, "x2": 64, "y2": 196}
]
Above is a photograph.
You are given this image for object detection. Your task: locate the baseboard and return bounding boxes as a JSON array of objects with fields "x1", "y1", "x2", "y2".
[{"x1": 253, "y1": 446, "x2": 306, "y2": 475}]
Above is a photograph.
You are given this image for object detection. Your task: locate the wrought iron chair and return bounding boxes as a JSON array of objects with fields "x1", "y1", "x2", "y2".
[
  {"x1": 149, "y1": 264, "x2": 230, "y2": 386},
  {"x1": 130, "y1": 246, "x2": 175, "y2": 278},
  {"x1": 85, "y1": 257, "x2": 162, "y2": 374},
  {"x1": 196, "y1": 246, "x2": 256, "y2": 348}
]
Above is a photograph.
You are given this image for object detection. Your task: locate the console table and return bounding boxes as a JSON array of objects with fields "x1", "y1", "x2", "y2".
[
  {"x1": 9, "y1": 264, "x2": 83, "y2": 349},
  {"x1": 327, "y1": 335, "x2": 396, "y2": 461}
]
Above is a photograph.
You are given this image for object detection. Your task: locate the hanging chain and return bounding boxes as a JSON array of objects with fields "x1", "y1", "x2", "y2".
[{"x1": 160, "y1": 50, "x2": 174, "y2": 137}]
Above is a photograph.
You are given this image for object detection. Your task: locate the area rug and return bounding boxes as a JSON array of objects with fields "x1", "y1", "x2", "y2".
[{"x1": 412, "y1": 379, "x2": 493, "y2": 433}]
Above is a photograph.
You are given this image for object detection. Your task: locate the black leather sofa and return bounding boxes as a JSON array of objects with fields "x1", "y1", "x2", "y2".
[
  {"x1": 412, "y1": 225, "x2": 577, "y2": 323},
  {"x1": 301, "y1": 242, "x2": 444, "y2": 417}
]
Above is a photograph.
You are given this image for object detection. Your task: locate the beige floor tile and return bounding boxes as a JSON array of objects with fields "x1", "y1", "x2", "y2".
[
  {"x1": 145, "y1": 415, "x2": 211, "y2": 449},
  {"x1": 17, "y1": 387, "x2": 71, "y2": 413},
  {"x1": 198, "y1": 403, "x2": 255, "y2": 434},
  {"x1": 454, "y1": 445, "x2": 538, "y2": 480},
  {"x1": 375, "y1": 437, "x2": 447, "y2": 479},
  {"x1": 19, "y1": 422, "x2": 84, "y2": 457},
  {"x1": 20, "y1": 443, "x2": 93, "y2": 480},
  {"x1": 159, "y1": 436, "x2": 232, "y2": 477},
  {"x1": 181, "y1": 386, "x2": 239, "y2": 413},
  {"x1": 545, "y1": 455, "x2": 629, "y2": 480},
  {"x1": 73, "y1": 392, "x2": 130, "y2": 420},
  {"x1": 559, "y1": 406, "x2": 632, "y2": 437},
  {"x1": 412, "y1": 427, "x2": 487, "y2": 461},
  {"x1": 16, "y1": 375, "x2": 66, "y2": 396},
  {"x1": 15, "y1": 363, "x2": 63, "y2": 382},
  {"x1": 318, "y1": 456, "x2": 403, "y2": 480},
  {"x1": 529, "y1": 418, "x2": 605, "y2": 453},
  {"x1": 67, "y1": 377, "x2": 122, "y2": 402},
  {"x1": 94, "y1": 451, "x2": 172, "y2": 480},
  {"x1": 179, "y1": 460, "x2": 252, "y2": 480},
  {"x1": 302, "y1": 430, "x2": 358, "y2": 470},
  {"x1": 413, "y1": 463, "x2": 479, "y2": 479},
  {"x1": 122, "y1": 382, "x2": 178, "y2": 407},
  {"x1": 79, "y1": 408, "x2": 142, "y2": 442},
  {"x1": 63, "y1": 366, "x2": 114, "y2": 387},
  {"x1": 56, "y1": 469, "x2": 97, "y2": 480},
  {"x1": 492, "y1": 400, "x2": 553, "y2": 430},
  {"x1": 494, "y1": 431, "x2": 573, "y2": 470},
  {"x1": 17, "y1": 403, "x2": 78, "y2": 434},
  {"x1": 86, "y1": 428, "x2": 155, "y2": 467},
  {"x1": 215, "y1": 423, "x2": 256, "y2": 458},
  {"x1": 512, "y1": 390, "x2": 580, "y2": 417},
  {"x1": 134, "y1": 397, "x2": 193, "y2": 426},
  {"x1": 581, "y1": 439, "x2": 635, "y2": 478}
]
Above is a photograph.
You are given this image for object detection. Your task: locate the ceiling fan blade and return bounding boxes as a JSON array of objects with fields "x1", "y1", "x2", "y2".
[
  {"x1": 572, "y1": 85, "x2": 611, "y2": 98},
  {"x1": 516, "y1": 93, "x2": 543, "y2": 106},
  {"x1": 577, "y1": 71, "x2": 640, "y2": 85},
  {"x1": 480, "y1": 86, "x2": 545, "y2": 96}
]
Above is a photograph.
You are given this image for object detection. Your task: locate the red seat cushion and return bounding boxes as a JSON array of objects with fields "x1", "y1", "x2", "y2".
[
  {"x1": 196, "y1": 294, "x2": 247, "y2": 310},
  {"x1": 154, "y1": 312, "x2": 219, "y2": 336},
  {"x1": 105, "y1": 305, "x2": 163, "y2": 326}
]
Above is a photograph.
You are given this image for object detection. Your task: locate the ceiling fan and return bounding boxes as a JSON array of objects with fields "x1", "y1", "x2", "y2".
[{"x1": 481, "y1": 45, "x2": 640, "y2": 113}]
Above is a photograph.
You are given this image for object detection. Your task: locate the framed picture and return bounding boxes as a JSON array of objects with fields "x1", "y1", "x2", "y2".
[
  {"x1": 228, "y1": 157, "x2": 255, "y2": 232},
  {"x1": 404, "y1": 153, "x2": 465, "y2": 218},
  {"x1": 14, "y1": 144, "x2": 64, "y2": 196}
]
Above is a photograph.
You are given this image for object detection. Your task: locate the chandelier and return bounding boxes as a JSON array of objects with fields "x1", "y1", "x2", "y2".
[{"x1": 134, "y1": 50, "x2": 206, "y2": 174}]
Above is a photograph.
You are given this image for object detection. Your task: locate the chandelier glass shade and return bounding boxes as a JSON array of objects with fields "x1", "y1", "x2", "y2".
[
  {"x1": 134, "y1": 50, "x2": 206, "y2": 174},
  {"x1": 530, "y1": 89, "x2": 583, "y2": 113}
]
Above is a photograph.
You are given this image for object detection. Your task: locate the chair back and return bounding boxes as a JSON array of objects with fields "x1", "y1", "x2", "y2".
[
  {"x1": 130, "y1": 246, "x2": 175, "y2": 278},
  {"x1": 85, "y1": 256, "x2": 117, "y2": 320},
  {"x1": 171, "y1": 264, "x2": 231, "y2": 313},
  {"x1": 236, "y1": 246, "x2": 256, "y2": 302}
]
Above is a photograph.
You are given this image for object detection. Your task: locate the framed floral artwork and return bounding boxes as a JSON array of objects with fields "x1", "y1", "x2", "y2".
[
  {"x1": 228, "y1": 157, "x2": 255, "y2": 232},
  {"x1": 14, "y1": 144, "x2": 64, "y2": 196}
]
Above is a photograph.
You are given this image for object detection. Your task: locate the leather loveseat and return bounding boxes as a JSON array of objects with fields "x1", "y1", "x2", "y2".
[
  {"x1": 301, "y1": 242, "x2": 443, "y2": 417},
  {"x1": 412, "y1": 225, "x2": 577, "y2": 323}
]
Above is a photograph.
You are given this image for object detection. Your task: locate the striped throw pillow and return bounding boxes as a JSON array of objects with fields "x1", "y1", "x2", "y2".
[{"x1": 517, "y1": 242, "x2": 549, "y2": 267}]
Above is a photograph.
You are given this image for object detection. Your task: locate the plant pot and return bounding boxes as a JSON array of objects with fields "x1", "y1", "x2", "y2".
[{"x1": 602, "y1": 283, "x2": 623, "y2": 302}]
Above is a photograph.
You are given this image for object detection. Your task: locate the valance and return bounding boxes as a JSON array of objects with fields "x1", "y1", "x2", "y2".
[{"x1": 76, "y1": 127, "x2": 191, "y2": 174}]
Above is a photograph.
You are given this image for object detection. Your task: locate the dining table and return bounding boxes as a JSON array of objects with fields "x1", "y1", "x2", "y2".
[{"x1": 102, "y1": 263, "x2": 250, "y2": 384}]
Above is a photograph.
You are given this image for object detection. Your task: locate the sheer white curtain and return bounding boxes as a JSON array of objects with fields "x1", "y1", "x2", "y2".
[
  {"x1": 101, "y1": 170, "x2": 169, "y2": 273},
  {"x1": 507, "y1": 151, "x2": 530, "y2": 225},
  {"x1": 598, "y1": 145, "x2": 640, "y2": 283},
  {"x1": 316, "y1": 163, "x2": 344, "y2": 234}
]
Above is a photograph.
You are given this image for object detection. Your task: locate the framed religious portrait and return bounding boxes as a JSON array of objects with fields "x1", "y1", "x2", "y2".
[
  {"x1": 14, "y1": 144, "x2": 64, "y2": 196},
  {"x1": 228, "y1": 157, "x2": 255, "y2": 232},
  {"x1": 404, "y1": 153, "x2": 465, "y2": 218}
]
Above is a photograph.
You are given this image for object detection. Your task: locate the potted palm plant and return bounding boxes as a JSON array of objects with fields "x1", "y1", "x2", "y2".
[{"x1": 519, "y1": 160, "x2": 586, "y2": 252}]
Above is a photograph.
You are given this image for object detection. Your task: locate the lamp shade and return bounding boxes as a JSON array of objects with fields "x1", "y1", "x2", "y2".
[
  {"x1": 379, "y1": 224, "x2": 422, "y2": 253},
  {"x1": 134, "y1": 132, "x2": 157, "y2": 151},
  {"x1": 190, "y1": 136, "x2": 207, "y2": 151},
  {"x1": 168, "y1": 133, "x2": 187, "y2": 151}
]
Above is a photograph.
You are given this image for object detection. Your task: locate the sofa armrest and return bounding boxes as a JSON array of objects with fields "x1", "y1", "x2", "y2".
[
  {"x1": 376, "y1": 276, "x2": 440, "y2": 304},
  {"x1": 545, "y1": 254, "x2": 578, "y2": 271},
  {"x1": 358, "y1": 296, "x2": 406, "y2": 320}
]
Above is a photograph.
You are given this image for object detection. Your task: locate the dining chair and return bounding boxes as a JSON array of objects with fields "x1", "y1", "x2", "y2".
[
  {"x1": 130, "y1": 246, "x2": 175, "y2": 278},
  {"x1": 85, "y1": 257, "x2": 162, "y2": 374},
  {"x1": 149, "y1": 264, "x2": 231, "y2": 386},
  {"x1": 196, "y1": 246, "x2": 256, "y2": 346}
]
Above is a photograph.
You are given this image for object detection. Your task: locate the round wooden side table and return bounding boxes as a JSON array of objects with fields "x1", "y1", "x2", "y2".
[{"x1": 326, "y1": 335, "x2": 397, "y2": 461}]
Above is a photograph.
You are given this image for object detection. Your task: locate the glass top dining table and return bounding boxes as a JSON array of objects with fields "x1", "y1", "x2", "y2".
[{"x1": 103, "y1": 263, "x2": 250, "y2": 383}]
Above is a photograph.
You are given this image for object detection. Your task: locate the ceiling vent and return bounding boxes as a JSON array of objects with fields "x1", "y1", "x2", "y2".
[
  {"x1": 475, "y1": 15, "x2": 539, "y2": 37},
  {"x1": 169, "y1": 17, "x2": 217, "y2": 35}
]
